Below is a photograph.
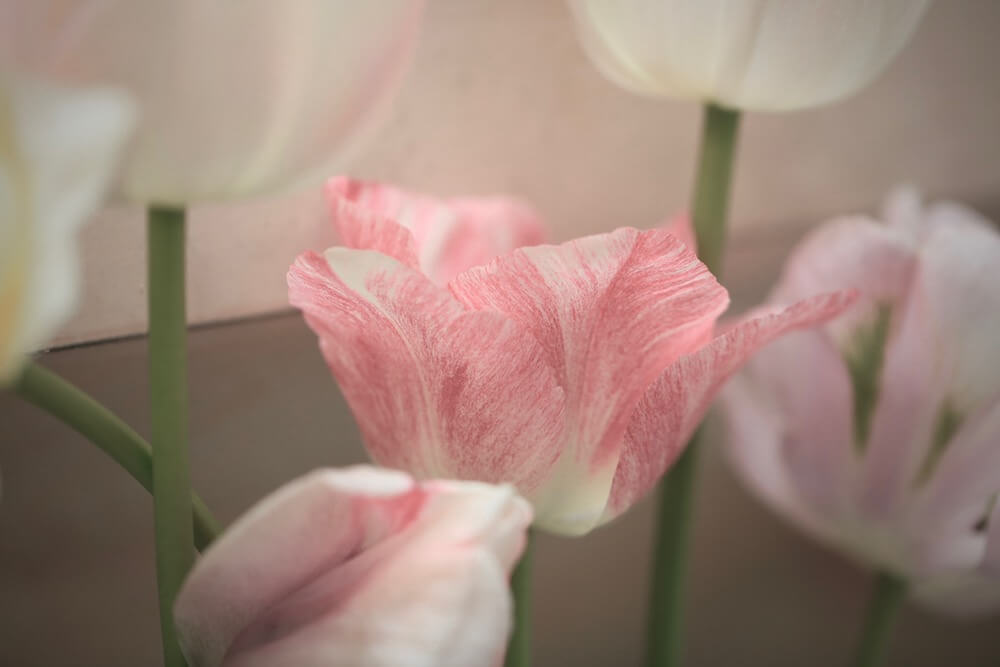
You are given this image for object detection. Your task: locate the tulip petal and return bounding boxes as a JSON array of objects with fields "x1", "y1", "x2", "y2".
[
  {"x1": 0, "y1": 75, "x2": 134, "y2": 381},
  {"x1": 175, "y1": 467, "x2": 531, "y2": 667},
  {"x1": 450, "y1": 227, "x2": 727, "y2": 533},
  {"x1": 288, "y1": 249, "x2": 565, "y2": 493},
  {"x1": 864, "y1": 217, "x2": 1000, "y2": 510},
  {"x1": 326, "y1": 176, "x2": 545, "y2": 285},
  {"x1": 568, "y1": 0, "x2": 931, "y2": 111},
  {"x1": 607, "y1": 291, "x2": 856, "y2": 521}
]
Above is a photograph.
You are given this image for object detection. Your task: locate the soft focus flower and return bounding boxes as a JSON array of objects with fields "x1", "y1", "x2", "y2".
[
  {"x1": 288, "y1": 179, "x2": 853, "y2": 535},
  {"x1": 174, "y1": 466, "x2": 531, "y2": 667},
  {"x1": 567, "y1": 0, "x2": 932, "y2": 111},
  {"x1": 0, "y1": 1, "x2": 423, "y2": 204},
  {"x1": 723, "y1": 188, "x2": 1000, "y2": 613},
  {"x1": 0, "y1": 73, "x2": 134, "y2": 383}
]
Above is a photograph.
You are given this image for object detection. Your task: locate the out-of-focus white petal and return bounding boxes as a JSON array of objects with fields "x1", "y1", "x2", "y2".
[
  {"x1": 0, "y1": 73, "x2": 133, "y2": 382},
  {"x1": 0, "y1": 1, "x2": 424, "y2": 204},
  {"x1": 567, "y1": 0, "x2": 932, "y2": 111}
]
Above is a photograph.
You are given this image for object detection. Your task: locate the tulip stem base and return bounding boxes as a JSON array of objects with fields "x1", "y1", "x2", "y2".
[
  {"x1": 645, "y1": 103, "x2": 741, "y2": 667},
  {"x1": 852, "y1": 571, "x2": 907, "y2": 667},
  {"x1": 148, "y1": 206, "x2": 194, "y2": 667},
  {"x1": 505, "y1": 532, "x2": 534, "y2": 667},
  {"x1": 12, "y1": 361, "x2": 219, "y2": 550}
]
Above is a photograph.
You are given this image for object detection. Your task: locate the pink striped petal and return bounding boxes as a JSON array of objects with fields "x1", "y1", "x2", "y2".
[
  {"x1": 605, "y1": 291, "x2": 856, "y2": 521},
  {"x1": 288, "y1": 249, "x2": 565, "y2": 494},
  {"x1": 661, "y1": 212, "x2": 696, "y2": 252},
  {"x1": 450, "y1": 228, "x2": 728, "y2": 533},
  {"x1": 175, "y1": 467, "x2": 531, "y2": 667},
  {"x1": 326, "y1": 176, "x2": 545, "y2": 285}
]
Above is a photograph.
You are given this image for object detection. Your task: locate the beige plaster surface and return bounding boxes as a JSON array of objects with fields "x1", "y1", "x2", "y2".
[{"x1": 53, "y1": 0, "x2": 1000, "y2": 346}]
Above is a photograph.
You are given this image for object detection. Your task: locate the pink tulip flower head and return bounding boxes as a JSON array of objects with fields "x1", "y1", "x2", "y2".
[
  {"x1": 723, "y1": 188, "x2": 1000, "y2": 614},
  {"x1": 174, "y1": 466, "x2": 531, "y2": 666},
  {"x1": 289, "y1": 178, "x2": 853, "y2": 535}
]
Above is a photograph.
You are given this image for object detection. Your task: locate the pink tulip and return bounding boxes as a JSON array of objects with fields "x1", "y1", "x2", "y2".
[
  {"x1": 723, "y1": 188, "x2": 1000, "y2": 614},
  {"x1": 174, "y1": 466, "x2": 531, "y2": 666},
  {"x1": 288, "y1": 178, "x2": 853, "y2": 535}
]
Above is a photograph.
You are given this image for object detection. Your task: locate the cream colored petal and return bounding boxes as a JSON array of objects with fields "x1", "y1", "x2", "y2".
[
  {"x1": 0, "y1": 1, "x2": 423, "y2": 204},
  {"x1": 0, "y1": 73, "x2": 133, "y2": 382},
  {"x1": 568, "y1": 0, "x2": 932, "y2": 111}
]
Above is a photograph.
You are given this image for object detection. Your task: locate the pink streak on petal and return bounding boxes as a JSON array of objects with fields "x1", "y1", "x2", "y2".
[
  {"x1": 174, "y1": 467, "x2": 424, "y2": 667},
  {"x1": 605, "y1": 291, "x2": 857, "y2": 521},
  {"x1": 287, "y1": 249, "x2": 564, "y2": 493},
  {"x1": 326, "y1": 176, "x2": 547, "y2": 285},
  {"x1": 450, "y1": 227, "x2": 729, "y2": 474},
  {"x1": 175, "y1": 467, "x2": 532, "y2": 667},
  {"x1": 324, "y1": 177, "x2": 422, "y2": 271},
  {"x1": 661, "y1": 211, "x2": 696, "y2": 253}
]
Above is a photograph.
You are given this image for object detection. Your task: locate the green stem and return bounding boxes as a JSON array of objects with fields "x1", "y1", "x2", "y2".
[
  {"x1": 852, "y1": 572, "x2": 907, "y2": 667},
  {"x1": 645, "y1": 103, "x2": 741, "y2": 667},
  {"x1": 12, "y1": 361, "x2": 219, "y2": 550},
  {"x1": 690, "y1": 104, "x2": 741, "y2": 275},
  {"x1": 148, "y1": 205, "x2": 193, "y2": 667},
  {"x1": 504, "y1": 533, "x2": 534, "y2": 667}
]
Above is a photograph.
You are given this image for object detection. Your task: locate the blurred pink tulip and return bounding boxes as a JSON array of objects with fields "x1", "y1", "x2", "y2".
[
  {"x1": 174, "y1": 466, "x2": 531, "y2": 667},
  {"x1": 288, "y1": 179, "x2": 853, "y2": 535},
  {"x1": 723, "y1": 188, "x2": 1000, "y2": 614}
]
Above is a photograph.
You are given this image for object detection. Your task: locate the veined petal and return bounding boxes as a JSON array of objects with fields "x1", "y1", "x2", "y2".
[
  {"x1": 175, "y1": 466, "x2": 532, "y2": 667},
  {"x1": 661, "y1": 211, "x2": 696, "y2": 252},
  {"x1": 607, "y1": 291, "x2": 855, "y2": 522},
  {"x1": 326, "y1": 176, "x2": 545, "y2": 285},
  {"x1": 0, "y1": 74, "x2": 134, "y2": 382},
  {"x1": 450, "y1": 227, "x2": 727, "y2": 533},
  {"x1": 287, "y1": 249, "x2": 564, "y2": 494}
]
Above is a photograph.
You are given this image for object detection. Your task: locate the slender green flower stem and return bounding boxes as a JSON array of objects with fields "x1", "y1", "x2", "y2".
[
  {"x1": 148, "y1": 205, "x2": 193, "y2": 667},
  {"x1": 645, "y1": 104, "x2": 741, "y2": 667},
  {"x1": 504, "y1": 532, "x2": 534, "y2": 667},
  {"x1": 852, "y1": 572, "x2": 907, "y2": 667},
  {"x1": 12, "y1": 361, "x2": 219, "y2": 550}
]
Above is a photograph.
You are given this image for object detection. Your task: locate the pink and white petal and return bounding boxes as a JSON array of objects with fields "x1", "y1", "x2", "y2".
[
  {"x1": 225, "y1": 549, "x2": 513, "y2": 667},
  {"x1": 288, "y1": 249, "x2": 564, "y2": 493},
  {"x1": 425, "y1": 196, "x2": 545, "y2": 284},
  {"x1": 451, "y1": 227, "x2": 728, "y2": 533},
  {"x1": 913, "y1": 395, "x2": 1000, "y2": 531},
  {"x1": 327, "y1": 176, "x2": 546, "y2": 285},
  {"x1": 915, "y1": 221, "x2": 1000, "y2": 411},
  {"x1": 718, "y1": 374, "x2": 836, "y2": 541},
  {"x1": 324, "y1": 177, "x2": 421, "y2": 271},
  {"x1": 866, "y1": 220, "x2": 1000, "y2": 510},
  {"x1": 174, "y1": 467, "x2": 423, "y2": 667},
  {"x1": 660, "y1": 212, "x2": 696, "y2": 252},
  {"x1": 604, "y1": 292, "x2": 856, "y2": 522},
  {"x1": 177, "y1": 469, "x2": 532, "y2": 667},
  {"x1": 771, "y1": 217, "x2": 915, "y2": 344}
]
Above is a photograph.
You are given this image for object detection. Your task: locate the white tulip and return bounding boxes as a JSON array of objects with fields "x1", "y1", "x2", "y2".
[
  {"x1": 567, "y1": 0, "x2": 932, "y2": 111},
  {"x1": 0, "y1": 1, "x2": 424, "y2": 204},
  {"x1": 0, "y1": 74, "x2": 134, "y2": 382}
]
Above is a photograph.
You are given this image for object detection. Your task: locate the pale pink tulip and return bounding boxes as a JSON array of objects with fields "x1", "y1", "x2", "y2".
[
  {"x1": 174, "y1": 466, "x2": 531, "y2": 667},
  {"x1": 723, "y1": 188, "x2": 1000, "y2": 614},
  {"x1": 288, "y1": 180, "x2": 853, "y2": 535}
]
